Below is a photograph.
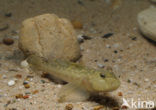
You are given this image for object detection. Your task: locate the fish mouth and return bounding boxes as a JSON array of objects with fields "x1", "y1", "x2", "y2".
[
  {"x1": 106, "y1": 78, "x2": 120, "y2": 92},
  {"x1": 91, "y1": 78, "x2": 120, "y2": 93}
]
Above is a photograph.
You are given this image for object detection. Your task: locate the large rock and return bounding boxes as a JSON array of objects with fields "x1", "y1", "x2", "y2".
[
  {"x1": 19, "y1": 14, "x2": 81, "y2": 61},
  {"x1": 137, "y1": 7, "x2": 156, "y2": 41}
]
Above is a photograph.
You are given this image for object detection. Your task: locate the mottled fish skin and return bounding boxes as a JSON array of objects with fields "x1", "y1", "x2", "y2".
[{"x1": 27, "y1": 55, "x2": 120, "y2": 93}]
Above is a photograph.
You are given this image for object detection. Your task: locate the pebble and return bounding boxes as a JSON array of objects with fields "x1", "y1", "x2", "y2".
[
  {"x1": 23, "y1": 81, "x2": 29, "y2": 85},
  {"x1": 20, "y1": 60, "x2": 29, "y2": 68},
  {"x1": 57, "y1": 84, "x2": 62, "y2": 88},
  {"x1": 71, "y1": 20, "x2": 83, "y2": 29},
  {"x1": 15, "y1": 74, "x2": 22, "y2": 79},
  {"x1": 41, "y1": 80, "x2": 46, "y2": 83},
  {"x1": 118, "y1": 92, "x2": 123, "y2": 96},
  {"x1": 114, "y1": 50, "x2": 118, "y2": 54},
  {"x1": 97, "y1": 63, "x2": 104, "y2": 68},
  {"x1": 102, "y1": 33, "x2": 113, "y2": 38},
  {"x1": 24, "y1": 84, "x2": 30, "y2": 88},
  {"x1": 77, "y1": 0, "x2": 84, "y2": 5},
  {"x1": 2, "y1": 75, "x2": 7, "y2": 79},
  {"x1": 93, "y1": 105, "x2": 104, "y2": 110},
  {"x1": 82, "y1": 35, "x2": 92, "y2": 40},
  {"x1": 32, "y1": 90, "x2": 39, "y2": 94},
  {"x1": 137, "y1": 7, "x2": 156, "y2": 41},
  {"x1": 77, "y1": 34, "x2": 84, "y2": 43},
  {"x1": 104, "y1": 59, "x2": 109, "y2": 62},
  {"x1": 113, "y1": 43, "x2": 120, "y2": 48},
  {"x1": 3, "y1": 38, "x2": 14, "y2": 45},
  {"x1": 106, "y1": 44, "x2": 111, "y2": 48},
  {"x1": 90, "y1": 28, "x2": 97, "y2": 33},
  {"x1": 5, "y1": 12, "x2": 12, "y2": 17},
  {"x1": 144, "y1": 78, "x2": 149, "y2": 82},
  {"x1": 8, "y1": 80, "x2": 15, "y2": 86},
  {"x1": 65, "y1": 104, "x2": 73, "y2": 110}
]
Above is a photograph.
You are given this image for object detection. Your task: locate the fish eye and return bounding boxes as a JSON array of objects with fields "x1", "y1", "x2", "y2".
[{"x1": 100, "y1": 73, "x2": 106, "y2": 78}]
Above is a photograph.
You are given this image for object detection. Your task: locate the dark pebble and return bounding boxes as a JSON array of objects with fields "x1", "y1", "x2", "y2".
[
  {"x1": 120, "y1": 49, "x2": 123, "y2": 52},
  {"x1": 104, "y1": 59, "x2": 109, "y2": 62},
  {"x1": 114, "y1": 50, "x2": 118, "y2": 54},
  {"x1": 82, "y1": 35, "x2": 92, "y2": 40},
  {"x1": 41, "y1": 80, "x2": 46, "y2": 83},
  {"x1": 5, "y1": 12, "x2": 12, "y2": 17},
  {"x1": 3, "y1": 38, "x2": 14, "y2": 45},
  {"x1": 102, "y1": 33, "x2": 114, "y2": 38},
  {"x1": 94, "y1": 60, "x2": 97, "y2": 62},
  {"x1": 133, "y1": 82, "x2": 140, "y2": 87},
  {"x1": 127, "y1": 79, "x2": 131, "y2": 83},
  {"x1": 131, "y1": 37, "x2": 137, "y2": 41},
  {"x1": 0, "y1": 24, "x2": 9, "y2": 31},
  {"x1": 26, "y1": 75, "x2": 34, "y2": 78},
  {"x1": 77, "y1": 0, "x2": 84, "y2": 5},
  {"x1": 23, "y1": 81, "x2": 29, "y2": 85}
]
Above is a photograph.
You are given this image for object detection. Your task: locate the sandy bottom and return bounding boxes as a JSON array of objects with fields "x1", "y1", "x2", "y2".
[{"x1": 0, "y1": 0, "x2": 155, "y2": 110}]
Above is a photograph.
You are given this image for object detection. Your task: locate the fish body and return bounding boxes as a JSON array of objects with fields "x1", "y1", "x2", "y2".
[{"x1": 27, "y1": 55, "x2": 120, "y2": 93}]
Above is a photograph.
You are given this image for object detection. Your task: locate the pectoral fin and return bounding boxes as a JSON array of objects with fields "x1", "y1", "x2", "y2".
[{"x1": 57, "y1": 83, "x2": 90, "y2": 103}]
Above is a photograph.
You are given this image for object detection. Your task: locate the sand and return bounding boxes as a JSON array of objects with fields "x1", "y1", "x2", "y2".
[{"x1": 0, "y1": 0, "x2": 155, "y2": 110}]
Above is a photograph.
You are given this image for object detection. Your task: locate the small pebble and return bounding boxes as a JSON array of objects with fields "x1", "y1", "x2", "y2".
[
  {"x1": 112, "y1": 107, "x2": 120, "y2": 110},
  {"x1": 113, "y1": 43, "x2": 120, "y2": 48},
  {"x1": 5, "y1": 12, "x2": 12, "y2": 17},
  {"x1": 8, "y1": 80, "x2": 15, "y2": 86},
  {"x1": 15, "y1": 94, "x2": 23, "y2": 99},
  {"x1": 24, "y1": 84, "x2": 30, "y2": 89},
  {"x1": 104, "y1": 59, "x2": 109, "y2": 62},
  {"x1": 41, "y1": 80, "x2": 46, "y2": 83},
  {"x1": 23, "y1": 81, "x2": 29, "y2": 85},
  {"x1": 131, "y1": 37, "x2": 137, "y2": 41},
  {"x1": 32, "y1": 90, "x2": 39, "y2": 94},
  {"x1": 127, "y1": 79, "x2": 131, "y2": 83},
  {"x1": 65, "y1": 104, "x2": 73, "y2": 110},
  {"x1": 93, "y1": 105, "x2": 104, "y2": 110},
  {"x1": 21, "y1": 60, "x2": 29, "y2": 68},
  {"x1": 3, "y1": 38, "x2": 14, "y2": 45},
  {"x1": 25, "y1": 92, "x2": 31, "y2": 94},
  {"x1": 77, "y1": 0, "x2": 84, "y2": 5},
  {"x1": 77, "y1": 34, "x2": 84, "y2": 43},
  {"x1": 2, "y1": 75, "x2": 7, "y2": 79},
  {"x1": 114, "y1": 50, "x2": 118, "y2": 54},
  {"x1": 82, "y1": 35, "x2": 92, "y2": 40},
  {"x1": 144, "y1": 78, "x2": 149, "y2": 82},
  {"x1": 57, "y1": 84, "x2": 62, "y2": 88},
  {"x1": 97, "y1": 63, "x2": 104, "y2": 68},
  {"x1": 102, "y1": 33, "x2": 113, "y2": 38},
  {"x1": 23, "y1": 95, "x2": 29, "y2": 99},
  {"x1": 118, "y1": 92, "x2": 123, "y2": 96},
  {"x1": 71, "y1": 20, "x2": 83, "y2": 29},
  {"x1": 15, "y1": 74, "x2": 22, "y2": 79},
  {"x1": 106, "y1": 44, "x2": 111, "y2": 48}
]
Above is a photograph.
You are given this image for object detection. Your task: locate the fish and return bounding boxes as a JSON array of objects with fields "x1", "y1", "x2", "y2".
[{"x1": 27, "y1": 55, "x2": 120, "y2": 102}]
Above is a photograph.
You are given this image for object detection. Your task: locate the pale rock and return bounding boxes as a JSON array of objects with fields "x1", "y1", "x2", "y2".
[
  {"x1": 19, "y1": 13, "x2": 80, "y2": 61},
  {"x1": 8, "y1": 80, "x2": 15, "y2": 86},
  {"x1": 20, "y1": 60, "x2": 29, "y2": 68},
  {"x1": 137, "y1": 7, "x2": 156, "y2": 41}
]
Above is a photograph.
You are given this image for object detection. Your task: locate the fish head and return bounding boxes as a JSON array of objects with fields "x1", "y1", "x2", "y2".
[{"x1": 87, "y1": 70, "x2": 120, "y2": 92}]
